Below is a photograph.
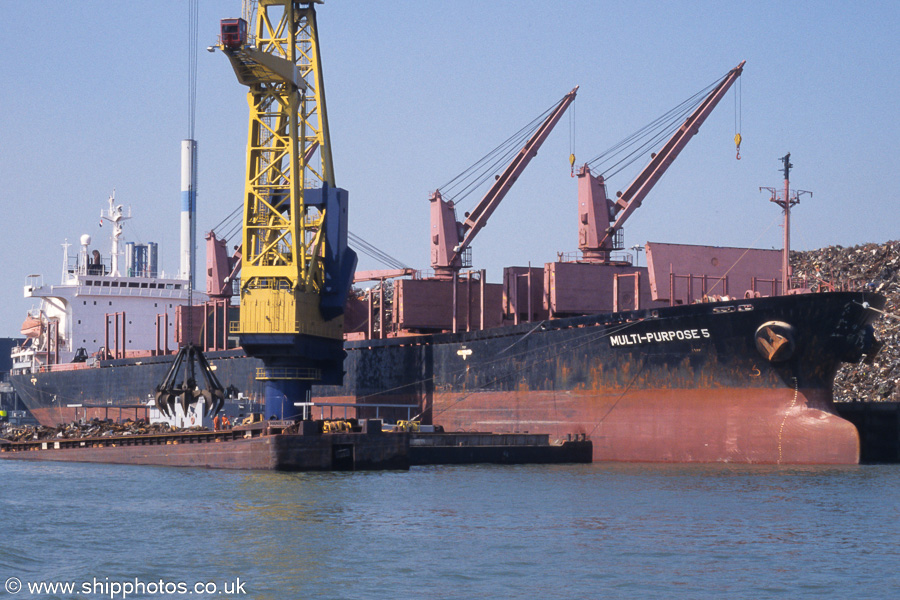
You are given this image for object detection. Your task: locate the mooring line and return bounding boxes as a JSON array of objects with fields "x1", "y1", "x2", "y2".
[
  {"x1": 498, "y1": 320, "x2": 547, "y2": 354},
  {"x1": 861, "y1": 302, "x2": 900, "y2": 322}
]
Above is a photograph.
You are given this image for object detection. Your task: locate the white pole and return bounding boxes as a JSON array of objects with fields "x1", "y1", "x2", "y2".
[{"x1": 181, "y1": 139, "x2": 198, "y2": 286}]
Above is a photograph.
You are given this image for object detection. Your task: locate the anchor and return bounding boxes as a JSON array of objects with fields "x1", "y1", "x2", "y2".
[{"x1": 154, "y1": 345, "x2": 225, "y2": 418}]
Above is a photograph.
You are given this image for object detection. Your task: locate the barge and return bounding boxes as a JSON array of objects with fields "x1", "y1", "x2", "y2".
[{"x1": 0, "y1": 420, "x2": 591, "y2": 470}]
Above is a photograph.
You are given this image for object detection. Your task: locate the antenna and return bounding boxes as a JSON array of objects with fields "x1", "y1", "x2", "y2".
[{"x1": 760, "y1": 153, "x2": 812, "y2": 294}]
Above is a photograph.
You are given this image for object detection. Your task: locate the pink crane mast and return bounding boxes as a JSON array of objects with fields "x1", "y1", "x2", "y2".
[
  {"x1": 430, "y1": 87, "x2": 579, "y2": 279},
  {"x1": 576, "y1": 61, "x2": 745, "y2": 263}
]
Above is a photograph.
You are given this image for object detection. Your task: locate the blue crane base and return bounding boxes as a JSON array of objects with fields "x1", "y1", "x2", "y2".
[
  {"x1": 263, "y1": 379, "x2": 310, "y2": 421},
  {"x1": 240, "y1": 332, "x2": 346, "y2": 421}
]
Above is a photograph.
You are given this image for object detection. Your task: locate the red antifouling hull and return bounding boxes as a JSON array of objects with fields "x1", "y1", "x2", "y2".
[{"x1": 431, "y1": 387, "x2": 858, "y2": 464}]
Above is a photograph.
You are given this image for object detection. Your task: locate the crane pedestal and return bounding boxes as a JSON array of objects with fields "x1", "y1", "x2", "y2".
[
  {"x1": 260, "y1": 378, "x2": 308, "y2": 421},
  {"x1": 241, "y1": 333, "x2": 345, "y2": 421}
]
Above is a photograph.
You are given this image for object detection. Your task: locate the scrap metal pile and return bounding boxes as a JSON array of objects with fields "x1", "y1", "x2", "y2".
[
  {"x1": 792, "y1": 240, "x2": 900, "y2": 401},
  {"x1": 0, "y1": 418, "x2": 207, "y2": 443}
]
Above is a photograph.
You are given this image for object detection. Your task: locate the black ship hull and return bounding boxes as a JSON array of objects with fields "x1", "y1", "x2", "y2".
[{"x1": 10, "y1": 291, "x2": 883, "y2": 463}]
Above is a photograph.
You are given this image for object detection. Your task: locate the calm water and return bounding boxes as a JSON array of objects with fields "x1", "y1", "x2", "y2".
[{"x1": 1, "y1": 460, "x2": 899, "y2": 599}]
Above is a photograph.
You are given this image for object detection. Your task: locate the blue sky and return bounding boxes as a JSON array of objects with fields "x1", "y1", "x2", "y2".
[{"x1": 1, "y1": 0, "x2": 898, "y2": 337}]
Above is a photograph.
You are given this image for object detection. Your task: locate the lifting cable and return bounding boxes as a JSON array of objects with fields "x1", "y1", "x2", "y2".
[
  {"x1": 186, "y1": 0, "x2": 199, "y2": 335},
  {"x1": 347, "y1": 231, "x2": 411, "y2": 271},
  {"x1": 734, "y1": 75, "x2": 742, "y2": 159},
  {"x1": 585, "y1": 70, "x2": 732, "y2": 180},
  {"x1": 210, "y1": 202, "x2": 411, "y2": 271},
  {"x1": 210, "y1": 202, "x2": 243, "y2": 235},
  {"x1": 569, "y1": 98, "x2": 576, "y2": 175},
  {"x1": 437, "y1": 93, "x2": 570, "y2": 211},
  {"x1": 188, "y1": 0, "x2": 198, "y2": 143}
]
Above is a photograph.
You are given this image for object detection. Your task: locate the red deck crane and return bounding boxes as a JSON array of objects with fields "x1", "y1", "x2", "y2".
[
  {"x1": 430, "y1": 87, "x2": 578, "y2": 279},
  {"x1": 575, "y1": 61, "x2": 745, "y2": 263}
]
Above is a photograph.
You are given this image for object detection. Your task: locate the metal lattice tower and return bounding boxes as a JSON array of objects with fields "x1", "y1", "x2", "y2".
[{"x1": 219, "y1": 0, "x2": 354, "y2": 419}]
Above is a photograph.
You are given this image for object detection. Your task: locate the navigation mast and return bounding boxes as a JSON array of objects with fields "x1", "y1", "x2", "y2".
[{"x1": 760, "y1": 153, "x2": 812, "y2": 294}]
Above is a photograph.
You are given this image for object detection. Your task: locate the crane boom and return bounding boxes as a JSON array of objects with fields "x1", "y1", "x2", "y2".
[
  {"x1": 431, "y1": 87, "x2": 578, "y2": 278},
  {"x1": 577, "y1": 61, "x2": 744, "y2": 261}
]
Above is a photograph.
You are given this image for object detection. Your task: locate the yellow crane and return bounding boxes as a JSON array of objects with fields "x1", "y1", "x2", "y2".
[{"x1": 217, "y1": 0, "x2": 355, "y2": 419}]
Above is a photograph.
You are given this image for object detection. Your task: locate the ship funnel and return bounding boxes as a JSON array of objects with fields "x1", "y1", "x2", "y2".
[{"x1": 180, "y1": 139, "x2": 198, "y2": 286}]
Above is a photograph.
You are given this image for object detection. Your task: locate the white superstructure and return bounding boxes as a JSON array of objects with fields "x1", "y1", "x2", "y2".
[{"x1": 12, "y1": 196, "x2": 199, "y2": 374}]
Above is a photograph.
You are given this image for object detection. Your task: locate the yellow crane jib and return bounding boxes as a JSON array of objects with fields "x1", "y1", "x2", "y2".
[{"x1": 216, "y1": 0, "x2": 355, "y2": 420}]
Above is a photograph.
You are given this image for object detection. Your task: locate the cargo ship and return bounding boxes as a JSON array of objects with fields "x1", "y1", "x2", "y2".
[
  {"x1": 8, "y1": 195, "x2": 264, "y2": 426},
  {"x1": 7, "y1": 35, "x2": 886, "y2": 463},
  {"x1": 342, "y1": 290, "x2": 884, "y2": 464},
  {"x1": 8, "y1": 196, "x2": 885, "y2": 464}
]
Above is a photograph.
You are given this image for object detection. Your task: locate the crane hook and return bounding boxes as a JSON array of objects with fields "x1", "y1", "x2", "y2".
[
  {"x1": 569, "y1": 153, "x2": 576, "y2": 177},
  {"x1": 734, "y1": 133, "x2": 742, "y2": 160}
]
